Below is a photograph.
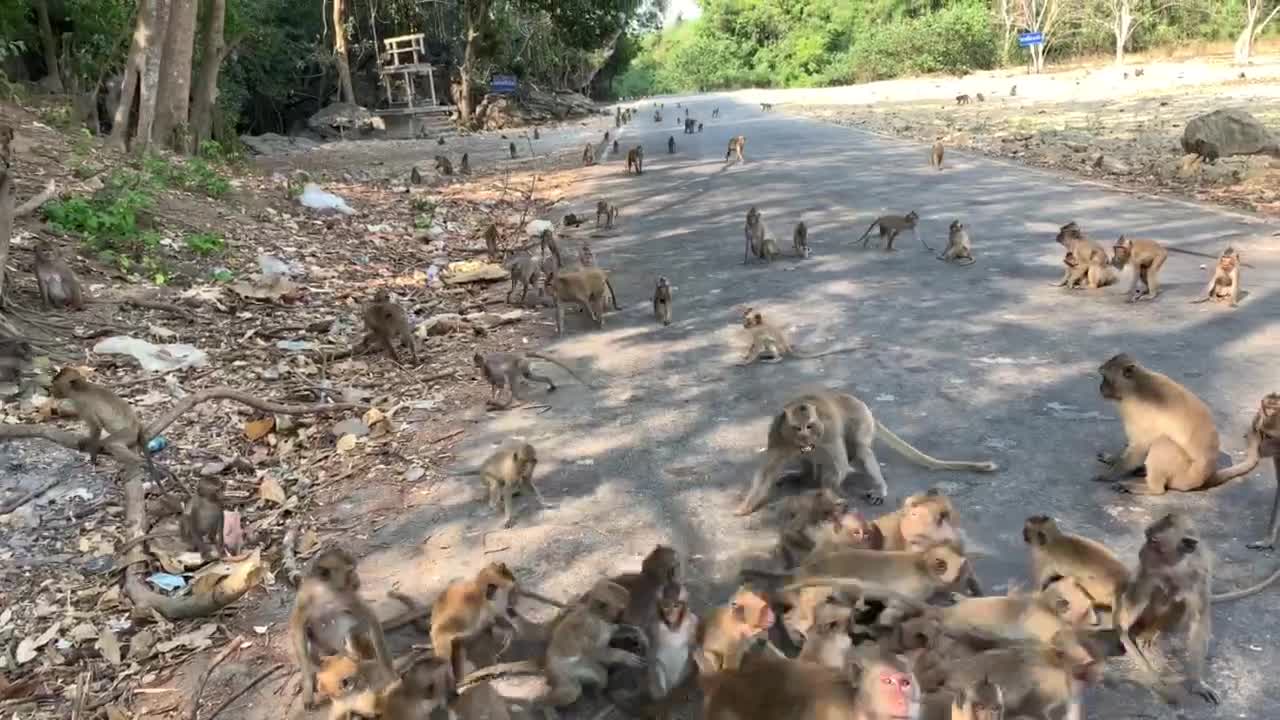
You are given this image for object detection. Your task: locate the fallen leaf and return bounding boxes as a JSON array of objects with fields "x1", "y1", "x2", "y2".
[
  {"x1": 69, "y1": 622, "x2": 99, "y2": 643},
  {"x1": 244, "y1": 417, "x2": 275, "y2": 441},
  {"x1": 156, "y1": 623, "x2": 219, "y2": 653},
  {"x1": 127, "y1": 629, "x2": 156, "y2": 660},
  {"x1": 97, "y1": 629, "x2": 122, "y2": 665},
  {"x1": 259, "y1": 476, "x2": 287, "y2": 505},
  {"x1": 336, "y1": 433, "x2": 358, "y2": 452},
  {"x1": 363, "y1": 407, "x2": 386, "y2": 426},
  {"x1": 16, "y1": 621, "x2": 61, "y2": 665}
]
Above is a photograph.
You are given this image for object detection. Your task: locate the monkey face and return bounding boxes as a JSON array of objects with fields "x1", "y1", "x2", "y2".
[
  {"x1": 1098, "y1": 354, "x2": 1138, "y2": 400},
  {"x1": 873, "y1": 666, "x2": 919, "y2": 718},
  {"x1": 1042, "y1": 576, "x2": 1099, "y2": 627},
  {"x1": 1021, "y1": 515, "x2": 1054, "y2": 545},
  {"x1": 782, "y1": 403, "x2": 824, "y2": 453},
  {"x1": 1139, "y1": 513, "x2": 1199, "y2": 566},
  {"x1": 478, "y1": 562, "x2": 518, "y2": 610},
  {"x1": 957, "y1": 679, "x2": 1005, "y2": 720},
  {"x1": 641, "y1": 545, "x2": 680, "y2": 583},
  {"x1": 1255, "y1": 394, "x2": 1280, "y2": 456},
  {"x1": 310, "y1": 548, "x2": 360, "y2": 591},
  {"x1": 730, "y1": 588, "x2": 775, "y2": 635},
  {"x1": 901, "y1": 495, "x2": 957, "y2": 548}
]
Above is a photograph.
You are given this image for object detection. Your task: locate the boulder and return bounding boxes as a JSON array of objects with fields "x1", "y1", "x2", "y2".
[
  {"x1": 307, "y1": 103, "x2": 386, "y2": 139},
  {"x1": 1181, "y1": 109, "x2": 1279, "y2": 160}
]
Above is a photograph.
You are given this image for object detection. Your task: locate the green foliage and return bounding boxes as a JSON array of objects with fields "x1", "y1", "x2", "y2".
[
  {"x1": 140, "y1": 153, "x2": 232, "y2": 198},
  {"x1": 185, "y1": 232, "x2": 227, "y2": 256},
  {"x1": 43, "y1": 170, "x2": 159, "y2": 271}
]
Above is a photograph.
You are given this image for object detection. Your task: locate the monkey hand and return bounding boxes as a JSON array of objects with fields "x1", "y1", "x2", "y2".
[
  {"x1": 617, "y1": 650, "x2": 646, "y2": 669},
  {"x1": 1111, "y1": 483, "x2": 1133, "y2": 494},
  {"x1": 1184, "y1": 678, "x2": 1220, "y2": 705},
  {"x1": 863, "y1": 492, "x2": 885, "y2": 506},
  {"x1": 1096, "y1": 452, "x2": 1118, "y2": 466}
]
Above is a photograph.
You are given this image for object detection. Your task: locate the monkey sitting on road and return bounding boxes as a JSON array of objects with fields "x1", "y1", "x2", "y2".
[
  {"x1": 1209, "y1": 393, "x2": 1280, "y2": 550},
  {"x1": 1191, "y1": 246, "x2": 1242, "y2": 307},
  {"x1": 434, "y1": 155, "x2": 454, "y2": 176},
  {"x1": 743, "y1": 207, "x2": 780, "y2": 263},
  {"x1": 936, "y1": 220, "x2": 975, "y2": 266},
  {"x1": 627, "y1": 146, "x2": 644, "y2": 175},
  {"x1": 1063, "y1": 250, "x2": 1117, "y2": 288},
  {"x1": 792, "y1": 222, "x2": 810, "y2": 258},
  {"x1": 668, "y1": 136, "x2": 676, "y2": 154},
  {"x1": 459, "y1": 439, "x2": 551, "y2": 527},
  {"x1": 596, "y1": 200, "x2": 619, "y2": 229},
  {"x1": 736, "y1": 308, "x2": 867, "y2": 365},
  {"x1": 652, "y1": 277, "x2": 673, "y2": 326},
  {"x1": 473, "y1": 351, "x2": 589, "y2": 409}
]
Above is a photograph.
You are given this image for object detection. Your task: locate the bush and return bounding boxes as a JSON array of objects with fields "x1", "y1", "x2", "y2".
[{"x1": 185, "y1": 232, "x2": 226, "y2": 256}]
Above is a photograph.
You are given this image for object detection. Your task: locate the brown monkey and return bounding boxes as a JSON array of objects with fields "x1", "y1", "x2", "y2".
[
  {"x1": 736, "y1": 388, "x2": 998, "y2": 515},
  {"x1": 930, "y1": 140, "x2": 944, "y2": 170},
  {"x1": 385, "y1": 654, "x2": 512, "y2": 720},
  {"x1": 545, "y1": 267, "x2": 619, "y2": 335},
  {"x1": 1115, "y1": 513, "x2": 1218, "y2": 705},
  {"x1": 1063, "y1": 249, "x2": 1116, "y2": 288},
  {"x1": 645, "y1": 581, "x2": 698, "y2": 705},
  {"x1": 434, "y1": 155, "x2": 454, "y2": 175},
  {"x1": 794, "y1": 601, "x2": 854, "y2": 669},
  {"x1": 289, "y1": 548, "x2": 394, "y2": 709},
  {"x1": 627, "y1": 145, "x2": 644, "y2": 174},
  {"x1": 653, "y1": 276, "x2": 673, "y2": 326},
  {"x1": 793, "y1": 221, "x2": 810, "y2": 258},
  {"x1": 473, "y1": 439, "x2": 549, "y2": 527},
  {"x1": 114, "y1": 476, "x2": 226, "y2": 559},
  {"x1": 930, "y1": 577, "x2": 1101, "y2": 644},
  {"x1": 922, "y1": 676, "x2": 1004, "y2": 720},
  {"x1": 773, "y1": 489, "x2": 880, "y2": 569},
  {"x1": 49, "y1": 367, "x2": 159, "y2": 476},
  {"x1": 955, "y1": 94, "x2": 971, "y2": 105},
  {"x1": 857, "y1": 211, "x2": 929, "y2": 252},
  {"x1": 509, "y1": 141, "x2": 517, "y2": 159},
  {"x1": 737, "y1": 308, "x2": 867, "y2": 365},
  {"x1": 1191, "y1": 246, "x2": 1241, "y2": 307},
  {"x1": 473, "y1": 351, "x2": 588, "y2": 408},
  {"x1": 595, "y1": 200, "x2": 619, "y2": 229},
  {"x1": 1022, "y1": 515, "x2": 1129, "y2": 611},
  {"x1": 361, "y1": 291, "x2": 418, "y2": 364},
  {"x1": 1053, "y1": 222, "x2": 1110, "y2": 289},
  {"x1": 698, "y1": 122, "x2": 703, "y2": 132},
  {"x1": 613, "y1": 139, "x2": 619, "y2": 154},
  {"x1": 743, "y1": 206, "x2": 780, "y2": 263},
  {"x1": 538, "y1": 227, "x2": 562, "y2": 268},
  {"x1": 604, "y1": 544, "x2": 684, "y2": 627},
  {"x1": 544, "y1": 580, "x2": 645, "y2": 707},
  {"x1": 1111, "y1": 235, "x2": 1168, "y2": 302},
  {"x1": 504, "y1": 252, "x2": 541, "y2": 305},
  {"x1": 484, "y1": 223, "x2": 501, "y2": 262},
  {"x1": 460, "y1": 152, "x2": 470, "y2": 174},
  {"x1": 696, "y1": 586, "x2": 776, "y2": 672},
  {"x1": 1010, "y1": 85, "x2": 1017, "y2": 96},
  {"x1": 578, "y1": 242, "x2": 595, "y2": 268},
  {"x1": 1093, "y1": 353, "x2": 1230, "y2": 493},
  {"x1": 563, "y1": 213, "x2": 584, "y2": 228},
  {"x1": 936, "y1": 221, "x2": 975, "y2": 266},
  {"x1": 582, "y1": 143, "x2": 596, "y2": 166},
  {"x1": 773, "y1": 541, "x2": 976, "y2": 602},
  {"x1": 33, "y1": 241, "x2": 85, "y2": 309},
  {"x1": 873, "y1": 489, "x2": 963, "y2": 552},
  {"x1": 431, "y1": 562, "x2": 523, "y2": 676},
  {"x1": 725, "y1": 135, "x2": 746, "y2": 164},
  {"x1": 1211, "y1": 393, "x2": 1280, "y2": 549},
  {"x1": 410, "y1": 166, "x2": 423, "y2": 185},
  {"x1": 976, "y1": 93, "x2": 985, "y2": 102},
  {"x1": 668, "y1": 135, "x2": 675, "y2": 154}
]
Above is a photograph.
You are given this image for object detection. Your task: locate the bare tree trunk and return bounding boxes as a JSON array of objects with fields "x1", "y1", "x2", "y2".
[
  {"x1": 333, "y1": 0, "x2": 356, "y2": 104},
  {"x1": 136, "y1": 0, "x2": 172, "y2": 153},
  {"x1": 1235, "y1": 1, "x2": 1280, "y2": 63},
  {"x1": 110, "y1": 0, "x2": 149, "y2": 151},
  {"x1": 0, "y1": 166, "x2": 12, "y2": 302},
  {"x1": 459, "y1": 0, "x2": 491, "y2": 121},
  {"x1": 188, "y1": 0, "x2": 227, "y2": 153},
  {"x1": 154, "y1": 0, "x2": 198, "y2": 153},
  {"x1": 33, "y1": 0, "x2": 65, "y2": 92}
]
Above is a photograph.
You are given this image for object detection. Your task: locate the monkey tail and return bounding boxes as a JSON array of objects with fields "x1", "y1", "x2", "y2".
[
  {"x1": 856, "y1": 221, "x2": 879, "y2": 246},
  {"x1": 874, "y1": 422, "x2": 999, "y2": 473},
  {"x1": 953, "y1": 256, "x2": 977, "y2": 266},
  {"x1": 458, "y1": 660, "x2": 543, "y2": 688},
  {"x1": 525, "y1": 352, "x2": 592, "y2": 388},
  {"x1": 790, "y1": 342, "x2": 869, "y2": 360},
  {"x1": 603, "y1": 277, "x2": 621, "y2": 310},
  {"x1": 1202, "y1": 455, "x2": 1262, "y2": 489},
  {"x1": 1211, "y1": 564, "x2": 1280, "y2": 602}
]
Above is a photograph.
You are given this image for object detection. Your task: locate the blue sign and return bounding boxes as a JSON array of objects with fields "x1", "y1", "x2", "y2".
[
  {"x1": 491, "y1": 75, "x2": 517, "y2": 94},
  {"x1": 1018, "y1": 32, "x2": 1045, "y2": 47}
]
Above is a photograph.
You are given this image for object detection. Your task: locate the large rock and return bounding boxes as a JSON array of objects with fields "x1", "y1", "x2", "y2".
[
  {"x1": 239, "y1": 133, "x2": 321, "y2": 156},
  {"x1": 1181, "y1": 109, "x2": 1279, "y2": 160},
  {"x1": 307, "y1": 103, "x2": 386, "y2": 139}
]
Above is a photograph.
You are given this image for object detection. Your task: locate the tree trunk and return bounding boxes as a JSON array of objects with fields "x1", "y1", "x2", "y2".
[
  {"x1": 154, "y1": 0, "x2": 197, "y2": 153},
  {"x1": 333, "y1": 0, "x2": 356, "y2": 104},
  {"x1": 135, "y1": 0, "x2": 172, "y2": 153},
  {"x1": 188, "y1": 0, "x2": 227, "y2": 153},
  {"x1": 33, "y1": 0, "x2": 65, "y2": 92},
  {"x1": 459, "y1": 0, "x2": 492, "y2": 121},
  {"x1": 0, "y1": 167, "x2": 12, "y2": 302},
  {"x1": 1114, "y1": 0, "x2": 1131, "y2": 66},
  {"x1": 110, "y1": 0, "x2": 150, "y2": 151}
]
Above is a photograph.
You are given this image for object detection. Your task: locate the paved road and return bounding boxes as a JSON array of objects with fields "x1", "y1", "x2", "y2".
[{"x1": 373, "y1": 96, "x2": 1280, "y2": 719}]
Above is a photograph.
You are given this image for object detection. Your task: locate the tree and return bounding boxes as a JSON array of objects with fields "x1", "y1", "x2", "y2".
[
  {"x1": 1093, "y1": 0, "x2": 1185, "y2": 66},
  {"x1": 458, "y1": 0, "x2": 490, "y2": 121},
  {"x1": 332, "y1": 0, "x2": 355, "y2": 104},
  {"x1": 153, "y1": 0, "x2": 197, "y2": 151},
  {"x1": 189, "y1": 0, "x2": 227, "y2": 152},
  {"x1": 1235, "y1": 0, "x2": 1280, "y2": 62},
  {"x1": 110, "y1": 0, "x2": 170, "y2": 152},
  {"x1": 1016, "y1": 0, "x2": 1073, "y2": 73},
  {"x1": 32, "y1": 0, "x2": 65, "y2": 92}
]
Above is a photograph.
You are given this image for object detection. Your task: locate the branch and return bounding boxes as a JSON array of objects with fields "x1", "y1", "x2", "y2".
[
  {"x1": 1255, "y1": 4, "x2": 1280, "y2": 39},
  {"x1": 15, "y1": 180, "x2": 56, "y2": 218}
]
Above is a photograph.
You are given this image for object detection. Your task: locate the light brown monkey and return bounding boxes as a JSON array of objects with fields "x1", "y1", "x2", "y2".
[
  {"x1": 945, "y1": 676, "x2": 1004, "y2": 720},
  {"x1": 1053, "y1": 222, "x2": 1110, "y2": 289},
  {"x1": 736, "y1": 388, "x2": 998, "y2": 515},
  {"x1": 930, "y1": 141, "x2": 944, "y2": 170},
  {"x1": 736, "y1": 308, "x2": 867, "y2": 365},
  {"x1": 725, "y1": 135, "x2": 746, "y2": 164},
  {"x1": 652, "y1": 276, "x2": 673, "y2": 326},
  {"x1": 774, "y1": 489, "x2": 881, "y2": 569},
  {"x1": 613, "y1": 139, "x2": 619, "y2": 154},
  {"x1": 476, "y1": 440, "x2": 549, "y2": 527},
  {"x1": 484, "y1": 223, "x2": 501, "y2": 262},
  {"x1": 955, "y1": 94, "x2": 971, "y2": 105},
  {"x1": 546, "y1": 267, "x2": 619, "y2": 335},
  {"x1": 1062, "y1": 250, "x2": 1117, "y2": 288},
  {"x1": 509, "y1": 141, "x2": 517, "y2": 159},
  {"x1": 472, "y1": 351, "x2": 588, "y2": 408},
  {"x1": 538, "y1": 228, "x2": 562, "y2": 269},
  {"x1": 578, "y1": 242, "x2": 595, "y2": 268},
  {"x1": 1022, "y1": 515, "x2": 1129, "y2": 611},
  {"x1": 504, "y1": 252, "x2": 541, "y2": 305},
  {"x1": 33, "y1": 241, "x2": 85, "y2": 309},
  {"x1": 361, "y1": 291, "x2": 418, "y2": 364},
  {"x1": 743, "y1": 206, "x2": 780, "y2": 263},
  {"x1": 873, "y1": 489, "x2": 961, "y2": 553},
  {"x1": 793, "y1": 221, "x2": 810, "y2": 258},
  {"x1": 695, "y1": 586, "x2": 776, "y2": 672},
  {"x1": 606, "y1": 544, "x2": 684, "y2": 628},
  {"x1": 976, "y1": 93, "x2": 985, "y2": 102},
  {"x1": 627, "y1": 145, "x2": 644, "y2": 174},
  {"x1": 431, "y1": 562, "x2": 523, "y2": 676},
  {"x1": 1111, "y1": 235, "x2": 1168, "y2": 302},
  {"x1": 1211, "y1": 393, "x2": 1280, "y2": 549},
  {"x1": 1093, "y1": 353, "x2": 1230, "y2": 494},
  {"x1": 435, "y1": 155, "x2": 454, "y2": 175},
  {"x1": 49, "y1": 367, "x2": 160, "y2": 476},
  {"x1": 460, "y1": 152, "x2": 470, "y2": 175},
  {"x1": 289, "y1": 548, "x2": 394, "y2": 709},
  {"x1": 1191, "y1": 246, "x2": 1241, "y2": 307},
  {"x1": 857, "y1": 211, "x2": 929, "y2": 252},
  {"x1": 582, "y1": 143, "x2": 596, "y2": 166},
  {"x1": 113, "y1": 476, "x2": 226, "y2": 559},
  {"x1": 0, "y1": 337, "x2": 32, "y2": 383},
  {"x1": 930, "y1": 577, "x2": 1101, "y2": 644},
  {"x1": 794, "y1": 601, "x2": 854, "y2": 669},
  {"x1": 1114, "y1": 513, "x2": 1218, "y2": 705},
  {"x1": 595, "y1": 200, "x2": 619, "y2": 229},
  {"x1": 936, "y1": 221, "x2": 975, "y2": 266},
  {"x1": 544, "y1": 579, "x2": 646, "y2": 707},
  {"x1": 773, "y1": 542, "x2": 976, "y2": 603}
]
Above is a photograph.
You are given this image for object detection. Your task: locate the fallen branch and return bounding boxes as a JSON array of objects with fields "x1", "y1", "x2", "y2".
[
  {"x1": 14, "y1": 179, "x2": 56, "y2": 218},
  {"x1": 190, "y1": 636, "x2": 241, "y2": 720},
  {"x1": 281, "y1": 521, "x2": 301, "y2": 587},
  {"x1": 0, "y1": 474, "x2": 69, "y2": 514}
]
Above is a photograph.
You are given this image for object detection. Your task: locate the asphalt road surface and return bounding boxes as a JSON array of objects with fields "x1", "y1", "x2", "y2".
[{"x1": 369, "y1": 96, "x2": 1280, "y2": 720}]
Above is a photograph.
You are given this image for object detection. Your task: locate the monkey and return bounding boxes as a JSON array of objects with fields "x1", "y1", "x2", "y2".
[
  {"x1": 627, "y1": 145, "x2": 644, "y2": 174},
  {"x1": 923, "y1": 577, "x2": 1102, "y2": 645},
  {"x1": 935, "y1": 220, "x2": 975, "y2": 266},
  {"x1": 725, "y1": 135, "x2": 746, "y2": 164},
  {"x1": 736, "y1": 388, "x2": 997, "y2": 515},
  {"x1": 545, "y1": 579, "x2": 646, "y2": 707},
  {"x1": 435, "y1": 155, "x2": 454, "y2": 175},
  {"x1": 613, "y1": 139, "x2": 619, "y2": 154},
  {"x1": 1191, "y1": 246, "x2": 1241, "y2": 307},
  {"x1": 113, "y1": 475, "x2": 226, "y2": 559},
  {"x1": 410, "y1": 166, "x2": 423, "y2": 185},
  {"x1": 562, "y1": 213, "x2": 584, "y2": 228},
  {"x1": 1135, "y1": 67, "x2": 1145, "y2": 77},
  {"x1": 872, "y1": 489, "x2": 964, "y2": 553},
  {"x1": 49, "y1": 367, "x2": 162, "y2": 479},
  {"x1": 760, "y1": 103, "x2": 774, "y2": 112},
  {"x1": 794, "y1": 601, "x2": 854, "y2": 669},
  {"x1": 484, "y1": 223, "x2": 501, "y2": 262},
  {"x1": 857, "y1": 211, "x2": 930, "y2": 252},
  {"x1": 460, "y1": 152, "x2": 470, "y2": 175},
  {"x1": 1062, "y1": 249, "x2": 1117, "y2": 288},
  {"x1": 956, "y1": 94, "x2": 971, "y2": 105},
  {"x1": 653, "y1": 276, "x2": 673, "y2": 326},
  {"x1": 431, "y1": 562, "x2": 523, "y2": 677},
  {"x1": 712, "y1": 107, "x2": 720, "y2": 118},
  {"x1": 1052, "y1": 222, "x2": 1110, "y2": 289},
  {"x1": 33, "y1": 241, "x2": 85, "y2": 309},
  {"x1": 773, "y1": 489, "x2": 882, "y2": 570},
  {"x1": 1114, "y1": 513, "x2": 1219, "y2": 705},
  {"x1": 1110, "y1": 235, "x2": 1168, "y2": 302},
  {"x1": 504, "y1": 253, "x2": 540, "y2": 305},
  {"x1": 1208, "y1": 393, "x2": 1280, "y2": 549},
  {"x1": 1093, "y1": 353, "x2": 1236, "y2": 494},
  {"x1": 1009, "y1": 84, "x2": 1017, "y2": 96},
  {"x1": 604, "y1": 130, "x2": 610, "y2": 143},
  {"x1": 668, "y1": 135, "x2": 675, "y2": 154},
  {"x1": 473, "y1": 351, "x2": 588, "y2": 408},
  {"x1": 391, "y1": 654, "x2": 515, "y2": 720},
  {"x1": 509, "y1": 141, "x2": 516, "y2": 159},
  {"x1": 474, "y1": 439, "x2": 549, "y2": 527},
  {"x1": 976, "y1": 93, "x2": 985, "y2": 102},
  {"x1": 768, "y1": 542, "x2": 976, "y2": 603},
  {"x1": 698, "y1": 122, "x2": 704, "y2": 132},
  {"x1": 595, "y1": 200, "x2": 619, "y2": 229},
  {"x1": 437, "y1": 136, "x2": 445, "y2": 145},
  {"x1": 1022, "y1": 515, "x2": 1129, "y2": 612},
  {"x1": 582, "y1": 143, "x2": 596, "y2": 166},
  {"x1": 360, "y1": 291, "x2": 418, "y2": 364},
  {"x1": 289, "y1": 548, "x2": 394, "y2": 709},
  {"x1": 743, "y1": 206, "x2": 780, "y2": 263},
  {"x1": 695, "y1": 586, "x2": 776, "y2": 672},
  {"x1": 930, "y1": 141, "x2": 944, "y2": 170},
  {"x1": 642, "y1": 580, "x2": 698, "y2": 709},
  {"x1": 736, "y1": 308, "x2": 867, "y2": 366},
  {"x1": 683, "y1": 118, "x2": 694, "y2": 134},
  {"x1": 793, "y1": 222, "x2": 810, "y2": 258},
  {"x1": 0, "y1": 337, "x2": 32, "y2": 383},
  {"x1": 929, "y1": 676, "x2": 1004, "y2": 720},
  {"x1": 578, "y1": 242, "x2": 594, "y2": 268},
  {"x1": 545, "y1": 267, "x2": 619, "y2": 335}
]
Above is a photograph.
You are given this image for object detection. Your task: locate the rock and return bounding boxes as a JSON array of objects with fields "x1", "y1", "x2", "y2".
[
  {"x1": 1181, "y1": 109, "x2": 1279, "y2": 160},
  {"x1": 1062, "y1": 141, "x2": 1089, "y2": 153},
  {"x1": 1094, "y1": 155, "x2": 1131, "y2": 175},
  {"x1": 239, "y1": 133, "x2": 321, "y2": 156},
  {"x1": 307, "y1": 103, "x2": 386, "y2": 139},
  {"x1": 331, "y1": 418, "x2": 371, "y2": 438}
]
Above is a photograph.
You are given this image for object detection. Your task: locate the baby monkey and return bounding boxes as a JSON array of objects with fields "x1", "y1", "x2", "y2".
[
  {"x1": 930, "y1": 140, "x2": 944, "y2": 170},
  {"x1": 473, "y1": 439, "x2": 550, "y2": 527},
  {"x1": 474, "y1": 351, "x2": 588, "y2": 409},
  {"x1": 361, "y1": 291, "x2": 418, "y2": 364},
  {"x1": 858, "y1": 211, "x2": 929, "y2": 252},
  {"x1": 1111, "y1": 235, "x2": 1168, "y2": 302},
  {"x1": 1191, "y1": 246, "x2": 1241, "y2": 307},
  {"x1": 737, "y1": 308, "x2": 866, "y2": 365},
  {"x1": 936, "y1": 220, "x2": 975, "y2": 266},
  {"x1": 33, "y1": 241, "x2": 85, "y2": 309},
  {"x1": 652, "y1": 276, "x2": 673, "y2": 326}
]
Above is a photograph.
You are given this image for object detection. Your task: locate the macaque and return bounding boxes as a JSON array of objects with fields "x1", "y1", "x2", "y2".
[
  {"x1": 712, "y1": 107, "x2": 720, "y2": 118},
  {"x1": 1010, "y1": 85, "x2": 1017, "y2": 96},
  {"x1": 683, "y1": 118, "x2": 695, "y2": 134},
  {"x1": 696, "y1": 587, "x2": 776, "y2": 672},
  {"x1": 725, "y1": 135, "x2": 746, "y2": 164},
  {"x1": 434, "y1": 155, "x2": 454, "y2": 175},
  {"x1": 652, "y1": 276, "x2": 673, "y2": 326},
  {"x1": 361, "y1": 290, "x2": 418, "y2": 364},
  {"x1": 460, "y1": 152, "x2": 470, "y2": 175},
  {"x1": 410, "y1": 166, "x2": 423, "y2": 185},
  {"x1": 643, "y1": 581, "x2": 698, "y2": 709},
  {"x1": 627, "y1": 146, "x2": 644, "y2": 174},
  {"x1": 613, "y1": 139, "x2": 620, "y2": 154},
  {"x1": 484, "y1": 223, "x2": 501, "y2": 262},
  {"x1": 596, "y1": 200, "x2": 619, "y2": 229},
  {"x1": 1111, "y1": 235, "x2": 1168, "y2": 302},
  {"x1": 956, "y1": 94, "x2": 971, "y2": 105},
  {"x1": 773, "y1": 489, "x2": 881, "y2": 569},
  {"x1": 976, "y1": 93, "x2": 985, "y2": 102},
  {"x1": 774, "y1": 542, "x2": 977, "y2": 603},
  {"x1": 793, "y1": 222, "x2": 810, "y2": 258},
  {"x1": 1191, "y1": 246, "x2": 1241, "y2": 307},
  {"x1": 539, "y1": 227, "x2": 563, "y2": 269},
  {"x1": 930, "y1": 141, "x2": 944, "y2": 170},
  {"x1": 1022, "y1": 515, "x2": 1129, "y2": 611},
  {"x1": 1053, "y1": 222, "x2": 1109, "y2": 289},
  {"x1": 737, "y1": 308, "x2": 867, "y2": 365},
  {"x1": 562, "y1": 213, "x2": 584, "y2": 228},
  {"x1": 475, "y1": 439, "x2": 549, "y2": 527},
  {"x1": 509, "y1": 141, "x2": 517, "y2": 159},
  {"x1": 545, "y1": 580, "x2": 645, "y2": 707},
  {"x1": 473, "y1": 351, "x2": 588, "y2": 408},
  {"x1": 578, "y1": 242, "x2": 595, "y2": 268},
  {"x1": 857, "y1": 211, "x2": 927, "y2": 252},
  {"x1": 0, "y1": 337, "x2": 32, "y2": 383},
  {"x1": 289, "y1": 548, "x2": 394, "y2": 708},
  {"x1": 668, "y1": 135, "x2": 676, "y2": 154},
  {"x1": 760, "y1": 103, "x2": 774, "y2": 112},
  {"x1": 743, "y1": 206, "x2": 780, "y2": 263},
  {"x1": 1210, "y1": 393, "x2": 1280, "y2": 549},
  {"x1": 183, "y1": 476, "x2": 226, "y2": 559},
  {"x1": 33, "y1": 241, "x2": 85, "y2": 309},
  {"x1": 431, "y1": 562, "x2": 523, "y2": 676},
  {"x1": 582, "y1": 143, "x2": 596, "y2": 166},
  {"x1": 546, "y1": 267, "x2": 619, "y2": 335},
  {"x1": 505, "y1": 253, "x2": 540, "y2": 306},
  {"x1": 49, "y1": 367, "x2": 158, "y2": 475},
  {"x1": 937, "y1": 220, "x2": 975, "y2": 265}
]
